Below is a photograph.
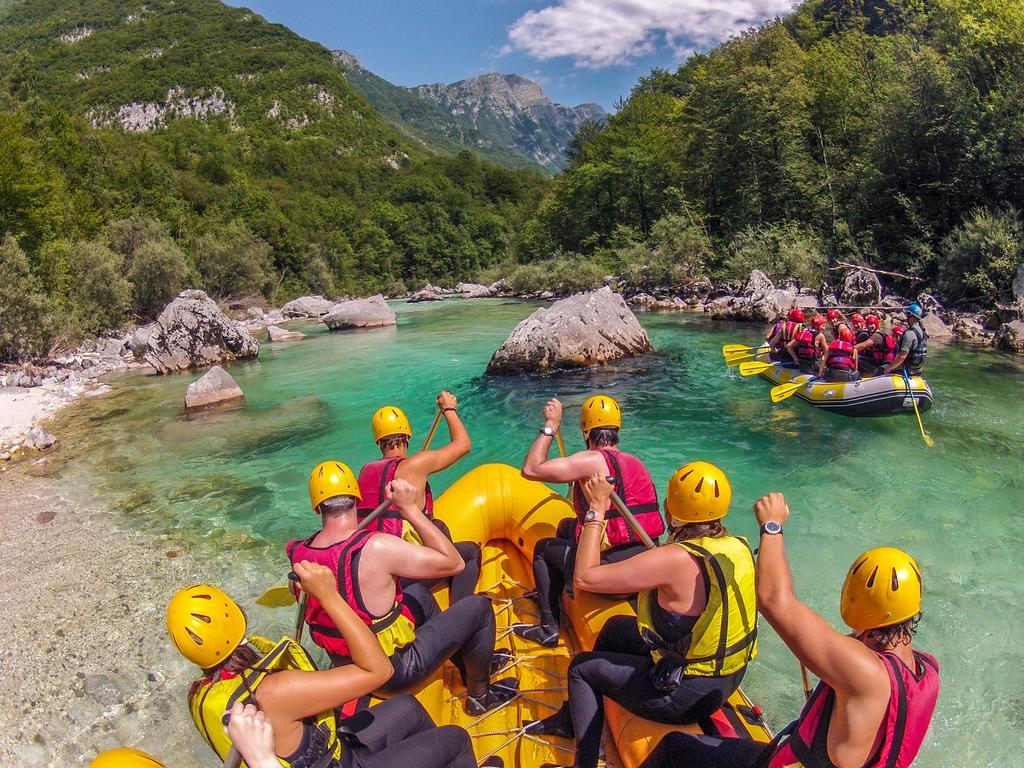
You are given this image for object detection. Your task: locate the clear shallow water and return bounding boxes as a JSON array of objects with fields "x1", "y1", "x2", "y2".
[{"x1": 49, "y1": 299, "x2": 1024, "y2": 767}]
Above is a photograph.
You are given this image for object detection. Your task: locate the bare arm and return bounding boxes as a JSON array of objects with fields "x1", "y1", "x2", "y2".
[
  {"x1": 753, "y1": 493, "x2": 888, "y2": 696},
  {"x1": 521, "y1": 397, "x2": 604, "y2": 482},
  {"x1": 371, "y1": 479, "x2": 462, "y2": 579},
  {"x1": 403, "y1": 391, "x2": 470, "y2": 477},
  {"x1": 854, "y1": 338, "x2": 874, "y2": 354},
  {"x1": 884, "y1": 350, "x2": 908, "y2": 375},
  {"x1": 767, "y1": 328, "x2": 783, "y2": 347},
  {"x1": 256, "y1": 562, "x2": 393, "y2": 741},
  {"x1": 786, "y1": 336, "x2": 800, "y2": 363}
]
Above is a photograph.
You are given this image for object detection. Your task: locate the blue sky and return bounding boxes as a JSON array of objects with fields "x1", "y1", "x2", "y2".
[{"x1": 228, "y1": 1, "x2": 792, "y2": 110}]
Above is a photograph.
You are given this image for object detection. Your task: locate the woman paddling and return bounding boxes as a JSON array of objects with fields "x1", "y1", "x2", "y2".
[
  {"x1": 528, "y1": 463, "x2": 758, "y2": 768},
  {"x1": 168, "y1": 561, "x2": 490, "y2": 768}
]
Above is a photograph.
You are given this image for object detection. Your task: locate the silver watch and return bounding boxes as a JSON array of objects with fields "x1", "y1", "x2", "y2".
[
  {"x1": 760, "y1": 520, "x2": 784, "y2": 536},
  {"x1": 539, "y1": 425, "x2": 556, "y2": 437}
]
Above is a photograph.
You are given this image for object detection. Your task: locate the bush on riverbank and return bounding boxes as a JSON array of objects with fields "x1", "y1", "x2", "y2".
[{"x1": 937, "y1": 207, "x2": 1023, "y2": 307}]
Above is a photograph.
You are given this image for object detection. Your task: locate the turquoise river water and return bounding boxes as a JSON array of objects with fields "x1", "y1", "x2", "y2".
[{"x1": 49, "y1": 299, "x2": 1024, "y2": 767}]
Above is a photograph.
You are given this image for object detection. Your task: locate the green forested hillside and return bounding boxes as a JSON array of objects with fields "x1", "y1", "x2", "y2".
[
  {"x1": 0, "y1": 0, "x2": 546, "y2": 359},
  {"x1": 521, "y1": 0, "x2": 1024, "y2": 305}
]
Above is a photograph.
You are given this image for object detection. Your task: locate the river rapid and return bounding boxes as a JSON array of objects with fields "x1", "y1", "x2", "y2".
[{"x1": 46, "y1": 298, "x2": 1024, "y2": 767}]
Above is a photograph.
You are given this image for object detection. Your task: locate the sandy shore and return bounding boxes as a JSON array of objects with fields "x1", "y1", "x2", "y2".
[
  {"x1": 0, "y1": 464, "x2": 208, "y2": 766},
  {"x1": 0, "y1": 381, "x2": 110, "y2": 451}
]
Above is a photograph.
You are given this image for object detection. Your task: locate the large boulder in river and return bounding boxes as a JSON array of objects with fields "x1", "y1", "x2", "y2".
[
  {"x1": 994, "y1": 321, "x2": 1024, "y2": 355},
  {"x1": 841, "y1": 268, "x2": 882, "y2": 307},
  {"x1": 322, "y1": 295, "x2": 396, "y2": 330},
  {"x1": 185, "y1": 365, "x2": 245, "y2": 412},
  {"x1": 457, "y1": 282, "x2": 494, "y2": 298},
  {"x1": 408, "y1": 284, "x2": 443, "y2": 303},
  {"x1": 130, "y1": 323, "x2": 155, "y2": 358},
  {"x1": 486, "y1": 287, "x2": 652, "y2": 374},
  {"x1": 267, "y1": 325, "x2": 305, "y2": 342},
  {"x1": 281, "y1": 295, "x2": 334, "y2": 318},
  {"x1": 919, "y1": 312, "x2": 953, "y2": 341},
  {"x1": 144, "y1": 290, "x2": 260, "y2": 374}
]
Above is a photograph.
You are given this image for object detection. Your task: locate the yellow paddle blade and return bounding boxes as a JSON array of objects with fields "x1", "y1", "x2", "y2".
[
  {"x1": 770, "y1": 382, "x2": 804, "y2": 403},
  {"x1": 722, "y1": 343, "x2": 755, "y2": 355},
  {"x1": 724, "y1": 352, "x2": 756, "y2": 366},
  {"x1": 255, "y1": 585, "x2": 297, "y2": 608},
  {"x1": 738, "y1": 361, "x2": 773, "y2": 377}
]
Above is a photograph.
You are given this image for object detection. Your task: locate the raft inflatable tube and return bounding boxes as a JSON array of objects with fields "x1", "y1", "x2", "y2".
[
  {"x1": 752, "y1": 350, "x2": 933, "y2": 417},
  {"x1": 397, "y1": 462, "x2": 773, "y2": 768}
]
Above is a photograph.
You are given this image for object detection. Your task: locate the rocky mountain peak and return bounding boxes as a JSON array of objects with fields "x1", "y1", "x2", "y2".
[{"x1": 331, "y1": 49, "x2": 362, "y2": 71}]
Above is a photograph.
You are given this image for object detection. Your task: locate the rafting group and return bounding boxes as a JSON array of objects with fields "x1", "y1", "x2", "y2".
[{"x1": 92, "y1": 393, "x2": 940, "y2": 768}]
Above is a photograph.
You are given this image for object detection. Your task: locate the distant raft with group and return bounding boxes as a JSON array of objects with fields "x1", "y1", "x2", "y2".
[{"x1": 748, "y1": 349, "x2": 933, "y2": 417}]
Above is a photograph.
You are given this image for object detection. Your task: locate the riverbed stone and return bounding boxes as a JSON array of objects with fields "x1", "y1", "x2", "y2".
[
  {"x1": 184, "y1": 365, "x2": 244, "y2": 411},
  {"x1": 994, "y1": 321, "x2": 1024, "y2": 354},
  {"x1": 322, "y1": 295, "x2": 397, "y2": 330},
  {"x1": 487, "y1": 286, "x2": 652, "y2": 374},
  {"x1": 281, "y1": 295, "x2": 334, "y2": 318},
  {"x1": 841, "y1": 268, "x2": 883, "y2": 306},
  {"x1": 266, "y1": 325, "x2": 305, "y2": 342},
  {"x1": 23, "y1": 427, "x2": 56, "y2": 451},
  {"x1": 920, "y1": 312, "x2": 953, "y2": 341},
  {"x1": 143, "y1": 290, "x2": 260, "y2": 374}
]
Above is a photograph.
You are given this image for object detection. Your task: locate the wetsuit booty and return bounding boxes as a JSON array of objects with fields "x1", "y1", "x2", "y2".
[
  {"x1": 524, "y1": 701, "x2": 574, "y2": 739},
  {"x1": 465, "y1": 677, "x2": 519, "y2": 715},
  {"x1": 490, "y1": 649, "x2": 514, "y2": 676},
  {"x1": 512, "y1": 623, "x2": 559, "y2": 648}
]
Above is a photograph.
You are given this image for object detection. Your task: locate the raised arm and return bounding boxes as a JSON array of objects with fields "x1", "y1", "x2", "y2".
[
  {"x1": 753, "y1": 493, "x2": 887, "y2": 697},
  {"x1": 521, "y1": 398, "x2": 604, "y2": 482},
  {"x1": 255, "y1": 561, "x2": 393, "y2": 734},
  {"x1": 402, "y1": 391, "x2": 471, "y2": 479},
  {"x1": 370, "y1": 478, "x2": 463, "y2": 579}
]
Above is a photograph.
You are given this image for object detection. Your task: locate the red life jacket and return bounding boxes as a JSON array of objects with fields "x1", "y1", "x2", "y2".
[
  {"x1": 357, "y1": 457, "x2": 434, "y2": 536},
  {"x1": 769, "y1": 650, "x2": 939, "y2": 768},
  {"x1": 869, "y1": 331, "x2": 896, "y2": 366},
  {"x1": 572, "y1": 449, "x2": 663, "y2": 546},
  {"x1": 782, "y1": 321, "x2": 803, "y2": 344},
  {"x1": 795, "y1": 328, "x2": 819, "y2": 363},
  {"x1": 825, "y1": 339, "x2": 855, "y2": 371},
  {"x1": 286, "y1": 529, "x2": 417, "y2": 657}
]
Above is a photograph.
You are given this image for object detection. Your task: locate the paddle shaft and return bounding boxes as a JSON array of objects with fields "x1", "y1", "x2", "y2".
[
  {"x1": 801, "y1": 663, "x2": 813, "y2": 702},
  {"x1": 223, "y1": 749, "x2": 243, "y2": 768},
  {"x1": 902, "y1": 370, "x2": 934, "y2": 446},
  {"x1": 554, "y1": 429, "x2": 574, "y2": 500},
  {"x1": 608, "y1": 486, "x2": 656, "y2": 551},
  {"x1": 422, "y1": 410, "x2": 443, "y2": 451}
]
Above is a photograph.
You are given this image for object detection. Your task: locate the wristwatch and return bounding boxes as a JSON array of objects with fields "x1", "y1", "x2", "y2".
[
  {"x1": 584, "y1": 510, "x2": 601, "y2": 523},
  {"x1": 539, "y1": 425, "x2": 556, "y2": 437},
  {"x1": 760, "y1": 521, "x2": 784, "y2": 536}
]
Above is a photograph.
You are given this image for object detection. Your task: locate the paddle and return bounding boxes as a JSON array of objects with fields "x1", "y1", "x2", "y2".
[
  {"x1": 769, "y1": 381, "x2": 805, "y2": 403},
  {"x1": 606, "y1": 480, "x2": 656, "y2": 550},
  {"x1": 902, "y1": 370, "x2": 934, "y2": 447},
  {"x1": 421, "y1": 409, "x2": 443, "y2": 452},
  {"x1": 254, "y1": 496, "x2": 395, "y2": 610},
  {"x1": 722, "y1": 343, "x2": 755, "y2": 354},
  {"x1": 555, "y1": 429, "x2": 574, "y2": 500},
  {"x1": 738, "y1": 361, "x2": 774, "y2": 377},
  {"x1": 724, "y1": 352, "x2": 757, "y2": 366}
]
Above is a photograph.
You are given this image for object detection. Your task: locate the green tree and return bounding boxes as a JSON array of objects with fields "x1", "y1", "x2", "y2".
[
  {"x1": 69, "y1": 242, "x2": 132, "y2": 335},
  {"x1": 192, "y1": 220, "x2": 273, "y2": 298},
  {"x1": 938, "y1": 207, "x2": 1022, "y2": 306},
  {"x1": 0, "y1": 235, "x2": 52, "y2": 361},
  {"x1": 129, "y1": 239, "x2": 192, "y2": 319}
]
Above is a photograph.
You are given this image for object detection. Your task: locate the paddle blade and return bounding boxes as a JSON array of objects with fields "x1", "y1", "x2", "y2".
[
  {"x1": 724, "y1": 352, "x2": 756, "y2": 366},
  {"x1": 722, "y1": 343, "x2": 754, "y2": 355},
  {"x1": 255, "y1": 585, "x2": 297, "y2": 608},
  {"x1": 770, "y1": 382, "x2": 804, "y2": 403},
  {"x1": 923, "y1": 433, "x2": 935, "y2": 447},
  {"x1": 738, "y1": 361, "x2": 773, "y2": 377}
]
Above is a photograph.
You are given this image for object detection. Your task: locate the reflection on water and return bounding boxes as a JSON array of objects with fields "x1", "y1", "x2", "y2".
[{"x1": 47, "y1": 300, "x2": 1024, "y2": 767}]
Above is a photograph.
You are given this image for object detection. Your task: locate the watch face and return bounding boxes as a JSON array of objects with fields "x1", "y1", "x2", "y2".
[
  {"x1": 585, "y1": 510, "x2": 597, "y2": 522},
  {"x1": 763, "y1": 521, "x2": 783, "y2": 534}
]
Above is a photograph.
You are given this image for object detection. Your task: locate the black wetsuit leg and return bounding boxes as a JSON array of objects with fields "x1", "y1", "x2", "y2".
[
  {"x1": 639, "y1": 731, "x2": 770, "y2": 768},
  {"x1": 566, "y1": 616, "x2": 744, "y2": 768},
  {"x1": 342, "y1": 695, "x2": 476, "y2": 768},
  {"x1": 379, "y1": 592, "x2": 497, "y2": 696},
  {"x1": 532, "y1": 534, "x2": 575, "y2": 627},
  {"x1": 399, "y1": 519, "x2": 482, "y2": 604}
]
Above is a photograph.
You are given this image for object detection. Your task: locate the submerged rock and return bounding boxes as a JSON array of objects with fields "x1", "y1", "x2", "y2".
[
  {"x1": 266, "y1": 325, "x2": 305, "y2": 342},
  {"x1": 322, "y1": 295, "x2": 396, "y2": 330},
  {"x1": 144, "y1": 290, "x2": 260, "y2": 374},
  {"x1": 281, "y1": 295, "x2": 334, "y2": 318},
  {"x1": 487, "y1": 286, "x2": 652, "y2": 374},
  {"x1": 23, "y1": 426, "x2": 56, "y2": 451},
  {"x1": 184, "y1": 365, "x2": 244, "y2": 412},
  {"x1": 408, "y1": 284, "x2": 443, "y2": 303}
]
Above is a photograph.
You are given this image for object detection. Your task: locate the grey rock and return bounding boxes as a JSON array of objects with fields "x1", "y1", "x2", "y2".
[
  {"x1": 994, "y1": 320, "x2": 1024, "y2": 354},
  {"x1": 995, "y1": 300, "x2": 1023, "y2": 324},
  {"x1": 746, "y1": 288, "x2": 799, "y2": 323},
  {"x1": 741, "y1": 270, "x2": 775, "y2": 298},
  {"x1": 130, "y1": 324, "x2": 155, "y2": 358},
  {"x1": 143, "y1": 290, "x2": 260, "y2": 374},
  {"x1": 408, "y1": 284, "x2": 444, "y2": 303},
  {"x1": 951, "y1": 314, "x2": 986, "y2": 340},
  {"x1": 919, "y1": 312, "x2": 953, "y2": 340},
  {"x1": 83, "y1": 673, "x2": 123, "y2": 708},
  {"x1": 0, "y1": 452, "x2": 9, "y2": 461},
  {"x1": 457, "y1": 282, "x2": 493, "y2": 298},
  {"x1": 918, "y1": 293, "x2": 943, "y2": 315},
  {"x1": 489, "y1": 279, "x2": 511, "y2": 296},
  {"x1": 322, "y1": 295, "x2": 397, "y2": 330},
  {"x1": 1013, "y1": 262, "x2": 1024, "y2": 300},
  {"x1": 281, "y1": 295, "x2": 335, "y2": 318},
  {"x1": 24, "y1": 427, "x2": 56, "y2": 451},
  {"x1": 184, "y1": 365, "x2": 245, "y2": 411},
  {"x1": 840, "y1": 268, "x2": 882, "y2": 306},
  {"x1": 266, "y1": 325, "x2": 306, "y2": 342},
  {"x1": 487, "y1": 287, "x2": 652, "y2": 374}
]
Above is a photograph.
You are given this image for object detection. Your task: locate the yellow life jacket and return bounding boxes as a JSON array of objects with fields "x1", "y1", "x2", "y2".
[
  {"x1": 637, "y1": 535, "x2": 758, "y2": 677},
  {"x1": 188, "y1": 635, "x2": 344, "y2": 767}
]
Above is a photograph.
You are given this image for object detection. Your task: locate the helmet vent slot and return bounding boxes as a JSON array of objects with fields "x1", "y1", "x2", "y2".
[
  {"x1": 186, "y1": 628, "x2": 204, "y2": 645},
  {"x1": 865, "y1": 565, "x2": 878, "y2": 588},
  {"x1": 191, "y1": 612, "x2": 211, "y2": 623},
  {"x1": 694, "y1": 477, "x2": 704, "y2": 494},
  {"x1": 678, "y1": 469, "x2": 694, "y2": 483},
  {"x1": 712, "y1": 481, "x2": 719, "y2": 498},
  {"x1": 194, "y1": 593, "x2": 212, "y2": 600},
  {"x1": 891, "y1": 568, "x2": 900, "y2": 591}
]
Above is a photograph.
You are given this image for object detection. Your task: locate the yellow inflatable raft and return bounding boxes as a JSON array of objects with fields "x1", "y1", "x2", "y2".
[{"x1": 399, "y1": 462, "x2": 773, "y2": 768}]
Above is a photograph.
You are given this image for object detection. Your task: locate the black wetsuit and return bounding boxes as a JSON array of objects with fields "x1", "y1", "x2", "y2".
[
  {"x1": 639, "y1": 731, "x2": 770, "y2": 768},
  {"x1": 545, "y1": 613, "x2": 745, "y2": 768},
  {"x1": 283, "y1": 694, "x2": 477, "y2": 768},
  {"x1": 532, "y1": 518, "x2": 646, "y2": 629},
  {"x1": 403, "y1": 518, "x2": 482, "y2": 604}
]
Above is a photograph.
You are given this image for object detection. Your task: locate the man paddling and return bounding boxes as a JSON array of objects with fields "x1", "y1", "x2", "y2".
[
  {"x1": 882, "y1": 304, "x2": 928, "y2": 377},
  {"x1": 513, "y1": 395, "x2": 663, "y2": 647},
  {"x1": 639, "y1": 491, "x2": 939, "y2": 768},
  {"x1": 856, "y1": 314, "x2": 895, "y2": 376},
  {"x1": 357, "y1": 392, "x2": 481, "y2": 602}
]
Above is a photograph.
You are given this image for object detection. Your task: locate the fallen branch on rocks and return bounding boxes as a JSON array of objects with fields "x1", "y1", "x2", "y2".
[{"x1": 830, "y1": 261, "x2": 922, "y2": 282}]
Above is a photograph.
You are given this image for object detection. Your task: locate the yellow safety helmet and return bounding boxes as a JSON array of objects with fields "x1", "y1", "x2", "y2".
[
  {"x1": 840, "y1": 547, "x2": 922, "y2": 631},
  {"x1": 167, "y1": 584, "x2": 246, "y2": 669},
  {"x1": 90, "y1": 748, "x2": 166, "y2": 768},
  {"x1": 665, "y1": 461, "x2": 731, "y2": 524},
  {"x1": 309, "y1": 460, "x2": 361, "y2": 511},
  {"x1": 579, "y1": 394, "x2": 622, "y2": 433},
  {"x1": 372, "y1": 405, "x2": 412, "y2": 443}
]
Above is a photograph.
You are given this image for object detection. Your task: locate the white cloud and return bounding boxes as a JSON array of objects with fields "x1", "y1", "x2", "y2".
[{"x1": 503, "y1": 0, "x2": 794, "y2": 69}]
